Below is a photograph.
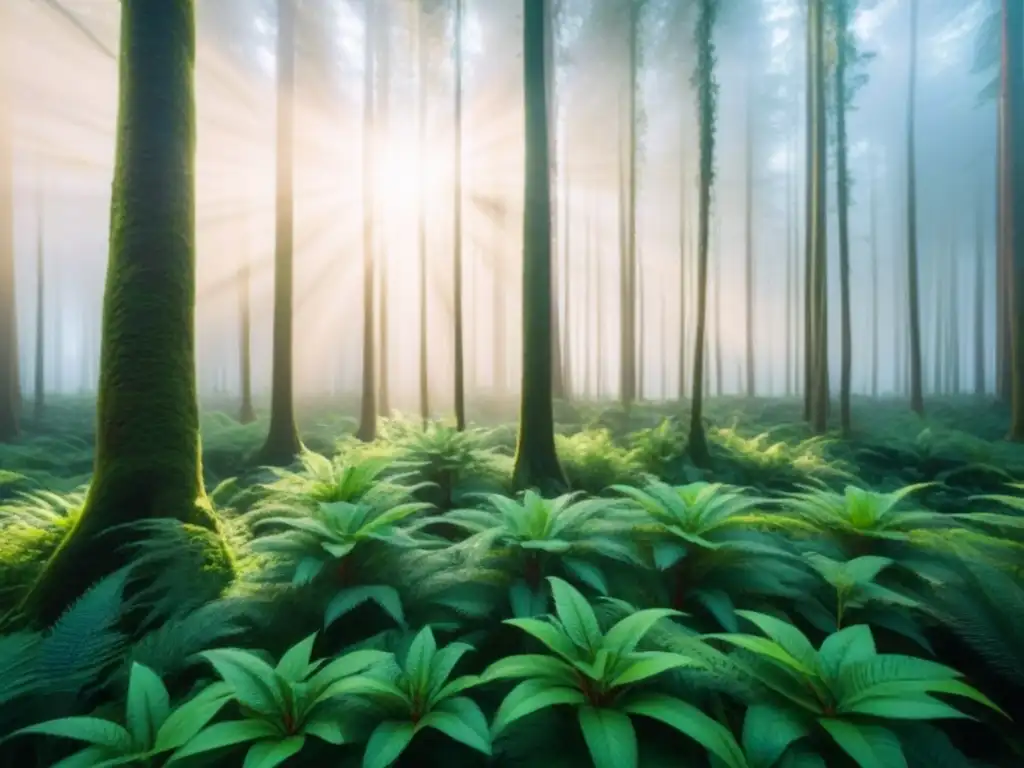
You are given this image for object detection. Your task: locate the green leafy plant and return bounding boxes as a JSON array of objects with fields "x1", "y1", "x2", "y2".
[
  {"x1": 709, "y1": 611, "x2": 1006, "y2": 767},
  {"x1": 7, "y1": 663, "x2": 232, "y2": 767},
  {"x1": 612, "y1": 480, "x2": 810, "y2": 628},
  {"x1": 484, "y1": 577, "x2": 748, "y2": 768},
  {"x1": 556, "y1": 428, "x2": 642, "y2": 494},
  {"x1": 341, "y1": 626, "x2": 490, "y2": 768},
  {"x1": 169, "y1": 633, "x2": 389, "y2": 766},
  {"x1": 246, "y1": 499, "x2": 432, "y2": 585},
  {"x1": 799, "y1": 553, "x2": 931, "y2": 653},
  {"x1": 421, "y1": 491, "x2": 639, "y2": 618}
]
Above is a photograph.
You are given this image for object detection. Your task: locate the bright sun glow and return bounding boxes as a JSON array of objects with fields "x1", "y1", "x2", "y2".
[{"x1": 372, "y1": 129, "x2": 452, "y2": 220}]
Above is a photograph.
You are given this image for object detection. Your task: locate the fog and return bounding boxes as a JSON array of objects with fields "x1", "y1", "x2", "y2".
[{"x1": 0, "y1": 0, "x2": 999, "y2": 414}]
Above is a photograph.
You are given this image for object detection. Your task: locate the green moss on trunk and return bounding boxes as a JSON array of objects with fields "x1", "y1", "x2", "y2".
[
  {"x1": 20, "y1": 0, "x2": 218, "y2": 626},
  {"x1": 512, "y1": 0, "x2": 565, "y2": 494}
]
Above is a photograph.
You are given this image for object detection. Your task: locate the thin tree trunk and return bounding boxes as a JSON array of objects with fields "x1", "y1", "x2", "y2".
[
  {"x1": 416, "y1": 0, "x2": 430, "y2": 426},
  {"x1": 688, "y1": 0, "x2": 717, "y2": 467},
  {"x1": 835, "y1": 0, "x2": 853, "y2": 433},
  {"x1": 905, "y1": 0, "x2": 925, "y2": 416},
  {"x1": 356, "y1": 0, "x2": 378, "y2": 442},
  {"x1": 0, "y1": 1, "x2": 18, "y2": 442},
  {"x1": 1006, "y1": 0, "x2": 1024, "y2": 438},
  {"x1": 744, "y1": 69, "x2": 755, "y2": 398},
  {"x1": 259, "y1": 0, "x2": 303, "y2": 462},
  {"x1": 871, "y1": 161, "x2": 880, "y2": 397},
  {"x1": 34, "y1": 179, "x2": 45, "y2": 423},
  {"x1": 562, "y1": 176, "x2": 573, "y2": 400},
  {"x1": 237, "y1": 234, "x2": 255, "y2": 423},
  {"x1": 453, "y1": 0, "x2": 466, "y2": 429},
  {"x1": 975, "y1": 184, "x2": 987, "y2": 395},
  {"x1": 809, "y1": 0, "x2": 829, "y2": 433}
]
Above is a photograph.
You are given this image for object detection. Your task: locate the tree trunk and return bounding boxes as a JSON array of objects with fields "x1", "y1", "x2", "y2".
[
  {"x1": 998, "y1": 74, "x2": 1012, "y2": 401},
  {"x1": 491, "y1": 207, "x2": 507, "y2": 397},
  {"x1": 0, "y1": 3, "x2": 18, "y2": 442},
  {"x1": 259, "y1": 0, "x2": 303, "y2": 463},
  {"x1": 622, "y1": 3, "x2": 640, "y2": 411},
  {"x1": 784, "y1": 128, "x2": 794, "y2": 398},
  {"x1": 34, "y1": 180, "x2": 45, "y2": 423},
  {"x1": 562, "y1": 176, "x2": 573, "y2": 400},
  {"x1": 356, "y1": 0, "x2": 377, "y2": 442},
  {"x1": 834, "y1": 0, "x2": 853, "y2": 434},
  {"x1": 545, "y1": 0, "x2": 564, "y2": 402},
  {"x1": 905, "y1": 0, "x2": 925, "y2": 416},
  {"x1": 808, "y1": 0, "x2": 829, "y2": 434},
  {"x1": 802, "y1": 5, "x2": 814, "y2": 422},
  {"x1": 453, "y1": 0, "x2": 466, "y2": 430},
  {"x1": 416, "y1": 0, "x2": 430, "y2": 427},
  {"x1": 744, "y1": 69, "x2": 755, "y2": 398},
  {"x1": 238, "y1": 220, "x2": 255, "y2": 423},
  {"x1": 871, "y1": 162, "x2": 880, "y2": 397},
  {"x1": 949, "y1": 242, "x2": 960, "y2": 394},
  {"x1": 1006, "y1": 0, "x2": 1024, "y2": 438},
  {"x1": 713, "y1": 236, "x2": 723, "y2": 397},
  {"x1": 513, "y1": 0, "x2": 565, "y2": 490},
  {"x1": 20, "y1": 0, "x2": 220, "y2": 625},
  {"x1": 975, "y1": 185, "x2": 987, "y2": 395},
  {"x1": 688, "y1": 0, "x2": 717, "y2": 467},
  {"x1": 678, "y1": 127, "x2": 688, "y2": 401}
]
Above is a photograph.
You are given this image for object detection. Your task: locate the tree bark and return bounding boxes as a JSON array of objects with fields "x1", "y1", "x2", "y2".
[
  {"x1": 1005, "y1": 0, "x2": 1024, "y2": 438},
  {"x1": 834, "y1": 0, "x2": 853, "y2": 434},
  {"x1": 688, "y1": 0, "x2": 717, "y2": 467},
  {"x1": 975, "y1": 184, "x2": 987, "y2": 395},
  {"x1": 905, "y1": 0, "x2": 925, "y2": 416},
  {"x1": 356, "y1": 0, "x2": 377, "y2": 442},
  {"x1": 416, "y1": 0, "x2": 430, "y2": 427},
  {"x1": 512, "y1": 0, "x2": 565, "y2": 492},
  {"x1": 0, "y1": 3, "x2": 19, "y2": 442},
  {"x1": 21, "y1": 0, "x2": 220, "y2": 625},
  {"x1": 34, "y1": 180, "x2": 45, "y2": 423},
  {"x1": 453, "y1": 0, "x2": 466, "y2": 430},
  {"x1": 259, "y1": 0, "x2": 303, "y2": 463}
]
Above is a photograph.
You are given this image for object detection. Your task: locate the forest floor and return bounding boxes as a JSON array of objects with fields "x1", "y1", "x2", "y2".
[{"x1": 1, "y1": 395, "x2": 1023, "y2": 766}]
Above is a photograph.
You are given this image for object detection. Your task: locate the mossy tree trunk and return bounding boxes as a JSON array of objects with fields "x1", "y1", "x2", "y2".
[
  {"x1": 687, "y1": 0, "x2": 717, "y2": 468},
  {"x1": 259, "y1": 0, "x2": 303, "y2": 463},
  {"x1": 512, "y1": 0, "x2": 565, "y2": 493},
  {"x1": 21, "y1": 0, "x2": 218, "y2": 626},
  {"x1": 0, "y1": 11, "x2": 19, "y2": 443},
  {"x1": 808, "y1": 0, "x2": 829, "y2": 434}
]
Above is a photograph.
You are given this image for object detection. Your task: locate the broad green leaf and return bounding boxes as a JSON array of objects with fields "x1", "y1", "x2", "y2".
[
  {"x1": 167, "y1": 720, "x2": 279, "y2": 762},
  {"x1": 242, "y1": 735, "x2": 306, "y2": 768},
  {"x1": 741, "y1": 704, "x2": 811, "y2": 768},
  {"x1": 307, "y1": 650, "x2": 391, "y2": 697},
  {"x1": 275, "y1": 634, "x2": 317, "y2": 683},
  {"x1": 317, "y1": 675, "x2": 411, "y2": 708},
  {"x1": 321, "y1": 541, "x2": 357, "y2": 559},
  {"x1": 125, "y1": 663, "x2": 170, "y2": 749},
  {"x1": 325, "y1": 586, "x2": 406, "y2": 629},
  {"x1": 520, "y1": 540, "x2": 573, "y2": 553},
  {"x1": 432, "y1": 674, "x2": 483, "y2": 703},
  {"x1": 548, "y1": 577, "x2": 602, "y2": 651},
  {"x1": 735, "y1": 611, "x2": 818, "y2": 671},
  {"x1": 304, "y1": 714, "x2": 349, "y2": 744},
  {"x1": 651, "y1": 541, "x2": 688, "y2": 570},
  {"x1": 49, "y1": 747, "x2": 121, "y2": 768},
  {"x1": 562, "y1": 558, "x2": 609, "y2": 595},
  {"x1": 609, "y1": 651, "x2": 695, "y2": 688},
  {"x1": 578, "y1": 707, "x2": 638, "y2": 768},
  {"x1": 709, "y1": 634, "x2": 813, "y2": 676},
  {"x1": 694, "y1": 590, "x2": 739, "y2": 632},
  {"x1": 154, "y1": 683, "x2": 233, "y2": 752},
  {"x1": 363, "y1": 721, "x2": 416, "y2": 768},
  {"x1": 416, "y1": 710, "x2": 491, "y2": 755},
  {"x1": 426, "y1": 642, "x2": 474, "y2": 697},
  {"x1": 819, "y1": 719, "x2": 907, "y2": 768},
  {"x1": 405, "y1": 627, "x2": 438, "y2": 692},
  {"x1": 838, "y1": 556, "x2": 895, "y2": 584},
  {"x1": 817, "y1": 625, "x2": 876, "y2": 683},
  {"x1": 199, "y1": 649, "x2": 283, "y2": 715},
  {"x1": 434, "y1": 696, "x2": 491, "y2": 747},
  {"x1": 13, "y1": 718, "x2": 133, "y2": 752},
  {"x1": 603, "y1": 608, "x2": 682, "y2": 656},
  {"x1": 483, "y1": 654, "x2": 576, "y2": 685},
  {"x1": 841, "y1": 694, "x2": 972, "y2": 720},
  {"x1": 623, "y1": 693, "x2": 748, "y2": 768},
  {"x1": 491, "y1": 679, "x2": 586, "y2": 735},
  {"x1": 504, "y1": 618, "x2": 579, "y2": 662}
]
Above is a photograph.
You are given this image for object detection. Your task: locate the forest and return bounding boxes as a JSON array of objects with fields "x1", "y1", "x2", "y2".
[{"x1": 0, "y1": 0, "x2": 1021, "y2": 765}]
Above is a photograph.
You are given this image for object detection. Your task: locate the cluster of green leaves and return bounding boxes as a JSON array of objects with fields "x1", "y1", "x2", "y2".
[{"x1": 1, "y1": 410, "x2": 1023, "y2": 767}]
